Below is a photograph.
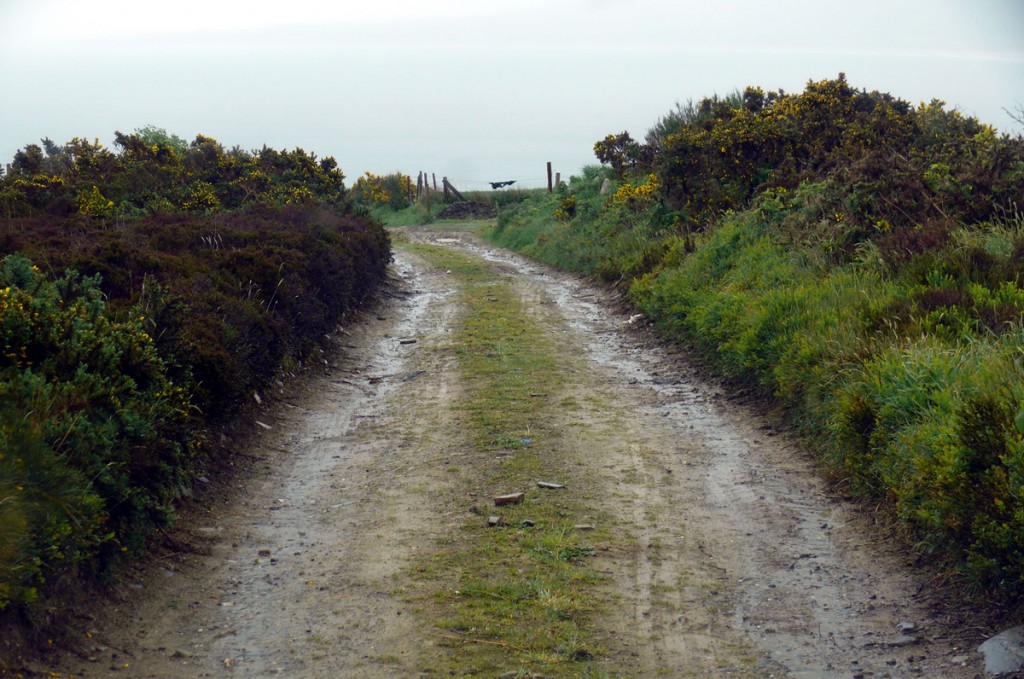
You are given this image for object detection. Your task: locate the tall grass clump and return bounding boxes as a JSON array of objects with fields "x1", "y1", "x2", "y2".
[{"x1": 465, "y1": 186, "x2": 547, "y2": 209}]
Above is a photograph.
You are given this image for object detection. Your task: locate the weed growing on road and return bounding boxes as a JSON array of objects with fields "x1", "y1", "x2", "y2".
[{"x1": 400, "y1": 239, "x2": 613, "y2": 677}]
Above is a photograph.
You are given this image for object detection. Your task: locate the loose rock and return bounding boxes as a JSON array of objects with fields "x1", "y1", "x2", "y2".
[
  {"x1": 887, "y1": 635, "x2": 919, "y2": 648},
  {"x1": 979, "y1": 626, "x2": 1024, "y2": 676},
  {"x1": 494, "y1": 493, "x2": 525, "y2": 506}
]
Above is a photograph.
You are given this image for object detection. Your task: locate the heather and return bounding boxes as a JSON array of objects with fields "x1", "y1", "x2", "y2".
[{"x1": 0, "y1": 130, "x2": 390, "y2": 609}]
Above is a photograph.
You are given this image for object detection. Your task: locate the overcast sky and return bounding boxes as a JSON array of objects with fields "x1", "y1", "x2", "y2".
[{"x1": 1, "y1": 0, "x2": 1022, "y2": 189}]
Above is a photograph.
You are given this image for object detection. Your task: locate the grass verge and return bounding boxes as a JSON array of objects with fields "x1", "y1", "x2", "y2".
[
  {"x1": 370, "y1": 201, "x2": 444, "y2": 226},
  {"x1": 399, "y1": 239, "x2": 614, "y2": 677}
]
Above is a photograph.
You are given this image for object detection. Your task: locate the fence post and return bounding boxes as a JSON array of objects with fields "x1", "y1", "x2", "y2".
[
  {"x1": 547, "y1": 162, "x2": 553, "y2": 193},
  {"x1": 442, "y1": 177, "x2": 467, "y2": 202}
]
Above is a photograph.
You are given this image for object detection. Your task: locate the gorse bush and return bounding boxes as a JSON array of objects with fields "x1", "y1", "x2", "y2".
[
  {"x1": 0, "y1": 132, "x2": 391, "y2": 613},
  {"x1": 488, "y1": 76, "x2": 1024, "y2": 596},
  {"x1": 648, "y1": 75, "x2": 1023, "y2": 250},
  {"x1": 349, "y1": 171, "x2": 413, "y2": 211},
  {"x1": 0, "y1": 255, "x2": 192, "y2": 607},
  {"x1": 0, "y1": 129, "x2": 345, "y2": 219}
]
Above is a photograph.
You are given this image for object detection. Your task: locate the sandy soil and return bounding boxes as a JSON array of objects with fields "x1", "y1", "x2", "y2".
[{"x1": 27, "y1": 226, "x2": 992, "y2": 678}]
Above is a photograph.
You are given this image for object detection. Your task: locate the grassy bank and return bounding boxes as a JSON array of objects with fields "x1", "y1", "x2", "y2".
[{"x1": 487, "y1": 77, "x2": 1024, "y2": 596}]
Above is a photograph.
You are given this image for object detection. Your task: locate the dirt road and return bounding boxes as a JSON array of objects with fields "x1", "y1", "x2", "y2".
[{"x1": 40, "y1": 226, "x2": 986, "y2": 678}]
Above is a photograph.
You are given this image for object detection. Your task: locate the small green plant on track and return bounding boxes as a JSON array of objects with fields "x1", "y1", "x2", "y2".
[{"x1": 399, "y1": 238, "x2": 614, "y2": 677}]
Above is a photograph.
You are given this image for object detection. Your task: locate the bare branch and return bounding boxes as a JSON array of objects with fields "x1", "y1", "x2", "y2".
[{"x1": 1004, "y1": 104, "x2": 1024, "y2": 127}]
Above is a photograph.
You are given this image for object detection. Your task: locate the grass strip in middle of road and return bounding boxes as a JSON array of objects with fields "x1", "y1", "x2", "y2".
[{"x1": 402, "y1": 240, "x2": 610, "y2": 677}]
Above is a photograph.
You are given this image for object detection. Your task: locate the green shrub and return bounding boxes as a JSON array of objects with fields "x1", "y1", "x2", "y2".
[
  {"x1": 491, "y1": 167, "x2": 1024, "y2": 596},
  {"x1": 0, "y1": 130, "x2": 347, "y2": 218},
  {"x1": 486, "y1": 76, "x2": 1024, "y2": 595},
  {"x1": 830, "y1": 337, "x2": 1024, "y2": 591},
  {"x1": 0, "y1": 255, "x2": 193, "y2": 607},
  {"x1": 0, "y1": 127, "x2": 392, "y2": 615}
]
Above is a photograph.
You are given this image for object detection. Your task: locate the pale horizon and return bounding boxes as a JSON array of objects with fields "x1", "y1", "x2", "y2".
[{"x1": 2, "y1": 0, "x2": 1022, "y2": 189}]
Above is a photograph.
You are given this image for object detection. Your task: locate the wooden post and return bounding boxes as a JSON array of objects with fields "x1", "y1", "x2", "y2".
[
  {"x1": 416, "y1": 171, "x2": 423, "y2": 198},
  {"x1": 442, "y1": 177, "x2": 449, "y2": 200},
  {"x1": 442, "y1": 177, "x2": 467, "y2": 202},
  {"x1": 555, "y1": 172, "x2": 560, "y2": 188},
  {"x1": 547, "y1": 162, "x2": 553, "y2": 193},
  {"x1": 432, "y1": 173, "x2": 438, "y2": 191}
]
